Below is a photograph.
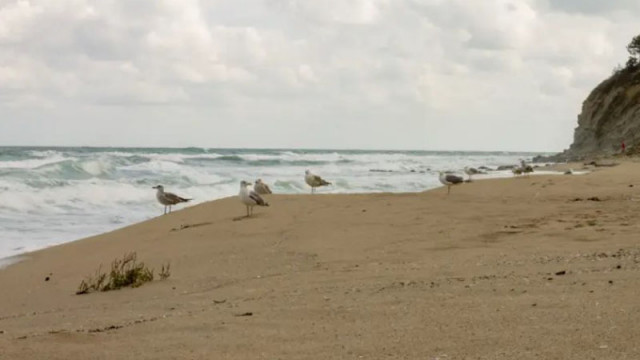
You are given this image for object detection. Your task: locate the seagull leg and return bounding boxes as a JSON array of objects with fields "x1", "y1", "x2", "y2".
[
  {"x1": 246, "y1": 205, "x2": 250, "y2": 217},
  {"x1": 447, "y1": 185, "x2": 451, "y2": 195},
  {"x1": 163, "y1": 206, "x2": 167, "y2": 215}
]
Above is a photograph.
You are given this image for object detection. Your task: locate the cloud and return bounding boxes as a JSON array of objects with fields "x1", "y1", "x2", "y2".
[
  {"x1": 543, "y1": 0, "x2": 640, "y2": 15},
  {"x1": 0, "y1": 0, "x2": 638, "y2": 151}
]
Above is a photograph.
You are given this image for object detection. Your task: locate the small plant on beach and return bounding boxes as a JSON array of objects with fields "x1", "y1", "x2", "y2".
[
  {"x1": 76, "y1": 266, "x2": 107, "y2": 295},
  {"x1": 159, "y1": 262, "x2": 171, "y2": 280},
  {"x1": 76, "y1": 252, "x2": 169, "y2": 295},
  {"x1": 103, "y1": 252, "x2": 153, "y2": 291}
]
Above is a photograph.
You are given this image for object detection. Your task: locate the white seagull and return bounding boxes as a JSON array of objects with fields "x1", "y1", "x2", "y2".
[
  {"x1": 305, "y1": 170, "x2": 331, "y2": 194},
  {"x1": 239, "y1": 180, "x2": 269, "y2": 217},
  {"x1": 438, "y1": 172, "x2": 464, "y2": 195},
  {"x1": 254, "y1": 178, "x2": 272, "y2": 195},
  {"x1": 152, "y1": 185, "x2": 192, "y2": 214}
]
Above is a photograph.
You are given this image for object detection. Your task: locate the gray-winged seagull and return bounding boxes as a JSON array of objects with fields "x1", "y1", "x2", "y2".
[
  {"x1": 464, "y1": 166, "x2": 481, "y2": 181},
  {"x1": 254, "y1": 179, "x2": 272, "y2": 195},
  {"x1": 438, "y1": 172, "x2": 464, "y2": 195},
  {"x1": 305, "y1": 170, "x2": 331, "y2": 194},
  {"x1": 239, "y1": 180, "x2": 269, "y2": 217},
  {"x1": 152, "y1": 185, "x2": 191, "y2": 214}
]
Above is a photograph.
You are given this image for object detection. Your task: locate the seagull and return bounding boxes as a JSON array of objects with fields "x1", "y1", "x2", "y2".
[
  {"x1": 520, "y1": 160, "x2": 534, "y2": 176},
  {"x1": 464, "y1": 166, "x2": 481, "y2": 181},
  {"x1": 305, "y1": 170, "x2": 331, "y2": 194},
  {"x1": 152, "y1": 185, "x2": 191, "y2": 214},
  {"x1": 438, "y1": 172, "x2": 464, "y2": 195},
  {"x1": 239, "y1": 180, "x2": 269, "y2": 217},
  {"x1": 254, "y1": 179, "x2": 272, "y2": 195},
  {"x1": 512, "y1": 167, "x2": 523, "y2": 176}
]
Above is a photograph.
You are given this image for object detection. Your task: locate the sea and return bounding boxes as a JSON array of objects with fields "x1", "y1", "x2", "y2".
[{"x1": 0, "y1": 147, "x2": 550, "y2": 261}]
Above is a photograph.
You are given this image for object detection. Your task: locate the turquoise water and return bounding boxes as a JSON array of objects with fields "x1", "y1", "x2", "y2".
[{"x1": 0, "y1": 147, "x2": 547, "y2": 258}]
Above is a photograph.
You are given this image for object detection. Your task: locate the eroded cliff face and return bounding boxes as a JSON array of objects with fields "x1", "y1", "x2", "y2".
[{"x1": 545, "y1": 67, "x2": 640, "y2": 161}]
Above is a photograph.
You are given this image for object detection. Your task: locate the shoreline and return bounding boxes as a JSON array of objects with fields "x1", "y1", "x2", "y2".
[
  {"x1": 0, "y1": 167, "x2": 575, "y2": 265},
  {"x1": 0, "y1": 255, "x2": 25, "y2": 270},
  {"x1": 2, "y1": 161, "x2": 637, "y2": 359}
]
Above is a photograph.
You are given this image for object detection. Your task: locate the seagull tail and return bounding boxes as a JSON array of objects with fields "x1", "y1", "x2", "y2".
[{"x1": 179, "y1": 197, "x2": 192, "y2": 202}]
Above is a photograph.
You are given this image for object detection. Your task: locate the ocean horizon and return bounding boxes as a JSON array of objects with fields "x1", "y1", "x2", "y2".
[{"x1": 0, "y1": 146, "x2": 551, "y2": 260}]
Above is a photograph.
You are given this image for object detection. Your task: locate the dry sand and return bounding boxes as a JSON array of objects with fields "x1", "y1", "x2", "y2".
[{"x1": 2, "y1": 162, "x2": 640, "y2": 359}]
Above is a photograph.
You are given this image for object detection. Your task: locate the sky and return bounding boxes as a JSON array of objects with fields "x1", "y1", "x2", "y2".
[{"x1": 0, "y1": 0, "x2": 638, "y2": 151}]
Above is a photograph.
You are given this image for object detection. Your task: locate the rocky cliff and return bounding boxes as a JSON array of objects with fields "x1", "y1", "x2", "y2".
[{"x1": 542, "y1": 67, "x2": 640, "y2": 161}]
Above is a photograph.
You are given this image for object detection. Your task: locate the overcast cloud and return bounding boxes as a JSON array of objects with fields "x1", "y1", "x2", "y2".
[{"x1": 0, "y1": 0, "x2": 637, "y2": 151}]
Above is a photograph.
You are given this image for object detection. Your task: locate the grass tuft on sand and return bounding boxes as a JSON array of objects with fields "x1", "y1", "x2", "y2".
[{"x1": 76, "y1": 252, "x2": 170, "y2": 295}]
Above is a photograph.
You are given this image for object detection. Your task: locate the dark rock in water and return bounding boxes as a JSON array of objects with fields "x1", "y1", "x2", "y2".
[
  {"x1": 497, "y1": 165, "x2": 516, "y2": 170},
  {"x1": 369, "y1": 169, "x2": 393, "y2": 173},
  {"x1": 478, "y1": 166, "x2": 493, "y2": 171},
  {"x1": 564, "y1": 170, "x2": 573, "y2": 175}
]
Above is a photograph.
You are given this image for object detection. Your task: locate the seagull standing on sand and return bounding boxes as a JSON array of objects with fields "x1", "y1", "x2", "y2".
[
  {"x1": 254, "y1": 179, "x2": 272, "y2": 195},
  {"x1": 439, "y1": 172, "x2": 464, "y2": 195},
  {"x1": 305, "y1": 170, "x2": 331, "y2": 194},
  {"x1": 520, "y1": 160, "x2": 534, "y2": 176},
  {"x1": 464, "y1": 166, "x2": 481, "y2": 181},
  {"x1": 152, "y1": 185, "x2": 191, "y2": 215},
  {"x1": 239, "y1": 180, "x2": 269, "y2": 217}
]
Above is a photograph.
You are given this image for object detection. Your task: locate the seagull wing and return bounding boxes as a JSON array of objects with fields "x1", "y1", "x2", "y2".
[
  {"x1": 313, "y1": 175, "x2": 331, "y2": 186},
  {"x1": 164, "y1": 192, "x2": 191, "y2": 204},
  {"x1": 445, "y1": 175, "x2": 464, "y2": 184},
  {"x1": 255, "y1": 182, "x2": 272, "y2": 194},
  {"x1": 249, "y1": 191, "x2": 269, "y2": 206}
]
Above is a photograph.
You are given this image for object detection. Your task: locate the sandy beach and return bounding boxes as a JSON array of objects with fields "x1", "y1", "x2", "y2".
[{"x1": 2, "y1": 161, "x2": 640, "y2": 359}]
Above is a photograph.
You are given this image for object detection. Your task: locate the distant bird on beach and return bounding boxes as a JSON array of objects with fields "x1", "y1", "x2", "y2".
[
  {"x1": 152, "y1": 185, "x2": 191, "y2": 214},
  {"x1": 305, "y1": 170, "x2": 331, "y2": 194},
  {"x1": 239, "y1": 180, "x2": 269, "y2": 217},
  {"x1": 520, "y1": 160, "x2": 534, "y2": 176},
  {"x1": 464, "y1": 166, "x2": 481, "y2": 181},
  {"x1": 254, "y1": 179, "x2": 272, "y2": 195},
  {"x1": 439, "y1": 172, "x2": 464, "y2": 195},
  {"x1": 512, "y1": 160, "x2": 533, "y2": 177}
]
